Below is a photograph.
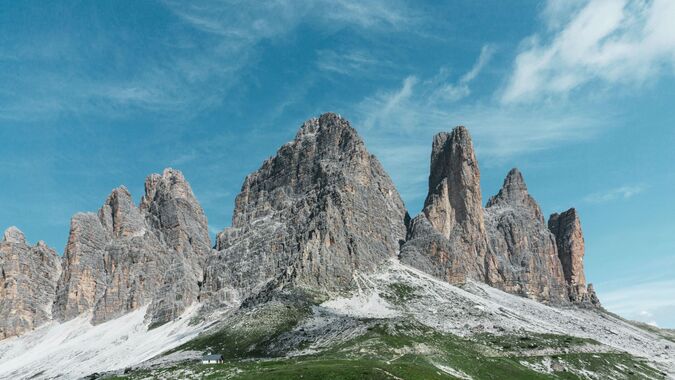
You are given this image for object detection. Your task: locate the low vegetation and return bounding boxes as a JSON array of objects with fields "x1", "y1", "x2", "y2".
[{"x1": 110, "y1": 313, "x2": 666, "y2": 380}]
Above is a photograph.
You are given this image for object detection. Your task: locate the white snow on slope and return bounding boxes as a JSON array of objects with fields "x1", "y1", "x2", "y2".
[{"x1": 0, "y1": 305, "x2": 206, "y2": 380}]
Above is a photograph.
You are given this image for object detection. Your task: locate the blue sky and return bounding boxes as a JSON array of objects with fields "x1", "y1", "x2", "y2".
[{"x1": 1, "y1": 1, "x2": 674, "y2": 327}]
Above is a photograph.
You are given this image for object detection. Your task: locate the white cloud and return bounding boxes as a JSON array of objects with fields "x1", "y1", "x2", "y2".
[
  {"x1": 501, "y1": 0, "x2": 675, "y2": 103},
  {"x1": 430, "y1": 45, "x2": 495, "y2": 103},
  {"x1": 600, "y1": 279, "x2": 675, "y2": 328},
  {"x1": 358, "y1": 58, "x2": 606, "y2": 159},
  {"x1": 355, "y1": 47, "x2": 610, "y2": 207},
  {"x1": 583, "y1": 184, "x2": 647, "y2": 203}
]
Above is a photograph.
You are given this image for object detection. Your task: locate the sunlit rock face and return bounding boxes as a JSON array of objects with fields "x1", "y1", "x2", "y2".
[
  {"x1": 549, "y1": 208, "x2": 601, "y2": 307},
  {"x1": 484, "y1": 169, "x2": 568, "y2": 304},
  {"x1": 400, "y1": 126, "x2": 490, "y2": 284},
  {"x1": 0, "y1": 227, "x2": 61, "y2": 339},
  {"x1": 201, "y1": 113, "x2": 408, "y2": 308}
]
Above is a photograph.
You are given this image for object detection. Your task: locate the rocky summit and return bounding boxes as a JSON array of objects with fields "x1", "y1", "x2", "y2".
[
  {"x1": 484, "y1": 169, "x2": 568, "y2": 303},
  {"x1": 201, "y1": 113, "x2": 408, "y2": 308}
]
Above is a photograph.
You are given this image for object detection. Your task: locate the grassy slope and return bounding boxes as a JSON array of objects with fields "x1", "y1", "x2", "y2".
[{"x1": 109, "y1": 308, "x2": 666, "y2": 380}]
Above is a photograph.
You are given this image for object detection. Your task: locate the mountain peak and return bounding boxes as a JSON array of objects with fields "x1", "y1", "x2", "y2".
[
  {"x1": 2, "y1": 226, "x2": 25, "y2": 244},
  {"x1": 486, "y1": 168, "x2": 544, "y2": 222}
]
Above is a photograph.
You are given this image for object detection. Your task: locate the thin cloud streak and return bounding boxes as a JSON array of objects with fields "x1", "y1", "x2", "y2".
[
  {"x1": 600, "y1": 279, "x2": 675, "y2": 328},
  {"x1": 583, "y1": 184, "x2": 647, "y2": 204},
  {"x1": 1, "y1": 1, "x2": 413, "y2": 123}
]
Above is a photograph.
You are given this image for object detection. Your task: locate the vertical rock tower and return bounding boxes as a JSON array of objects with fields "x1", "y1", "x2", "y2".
[
  {"x1": 400, "y1": 126, "x2": 490, "y2": 283},
  {"x1": 549, "y1": 208, "x2": 601, "y2": 307}
]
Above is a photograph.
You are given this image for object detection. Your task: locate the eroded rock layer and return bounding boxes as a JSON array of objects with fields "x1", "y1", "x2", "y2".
[
  {"x1": 0, "y1": 228, "x2": 61, "y2": 339},
  {"x1": 201, "y1": 113, "x2": 408, "y2": 308}
]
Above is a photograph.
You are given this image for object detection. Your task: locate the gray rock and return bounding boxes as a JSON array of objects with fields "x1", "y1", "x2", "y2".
[
  {"x1": 55, "y1": 170, "x2": 210, "y2": 326},
  {"x1": 400, "y1": 126, "x2": 489, "y2": 283},
  {"x1": 54, "y1": 213, "x2": 109, "y2": 321},
  {"x1": 1, "y1": 227, "x2": 61, "y2": 339},
  {"x1": 3, "y1": 226, "x2": 26, "y2": 244},
  {"x1": 201, "y1": 113, "x2": 408, "y2": 308},
  {"x1": 484, "y1": 169, "x2": 568, "y2": 304},
  {"x1": 141, "y1": 169, "x2": 210, "y2": 326}
]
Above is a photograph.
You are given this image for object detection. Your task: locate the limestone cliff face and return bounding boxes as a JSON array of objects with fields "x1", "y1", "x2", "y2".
[
  {"x1": 142, "y1": 169, "x2": 210, "y2": 326},
  {"x1": 54, "y1": 170, "x2": 210, "y2": 326},
  {"x1": 0, "y1": 227, "x2": 61, "y2": 339},
  {"x1": 484, "y1": 169, "x2": 568, "y2": 304},
  {"x1": 54, "y1": 213, "x2": 109, "y2": 321},
  {"x1": 201, "y1": 113, "x2": 408, "y2": 308},
  {"x1": 400, "y1": 126, "x2": 489, "y2": 283},
  {"x1": 549, "y1": 209, "x2": 600, "y2": 307}
]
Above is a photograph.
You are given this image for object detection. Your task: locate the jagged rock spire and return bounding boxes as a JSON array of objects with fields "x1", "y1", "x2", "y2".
[
  {"x1": 484, "y1": 168, "x2": 568, "y2": 303},
  {"x1": 424, "y1": 126, "x2": 485, "y2": 238},
  {"x1": 141, "y1": 168, "x2": 210, "y2": 256},
  {"x1": 401, "y1": 126, "x2": 489, "y2": 283},
  {"x1": 486, "y1": 168, "x2": 545, "y2": 222},
  {"x1": 549, "y1": 208, "x2": 600, "y2": 307}
]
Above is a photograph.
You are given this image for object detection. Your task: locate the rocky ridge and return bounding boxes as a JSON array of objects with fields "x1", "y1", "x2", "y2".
[
  {"x1": 401, "y1": 126, "x2": 598, "y2": 307},
  {"x1": 54, "y1": 169, "x2": 210, "y2": 328},
  {"x1": 0, "y1": 113, "x2": 600, "y2": 342}
]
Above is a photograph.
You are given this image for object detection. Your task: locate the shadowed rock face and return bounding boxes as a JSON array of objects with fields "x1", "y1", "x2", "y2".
[
  {"x1": 400, "y1": 126, "x2": 489, "y2": 283},
  {"x1": 484, "y1": 169, "x2": 568, "y2": 304},
  {"x1": 0, "y1": 227, "x2": 61, "y2": 339},
  {"x1": 54, "y1": 170, "x2": 210, "y2": 326},
  {"x1": 201, "y1": 113, "x2": 408, "y2": 308},
  {"x1": 549, "y1": 209, "x2": 600, "y2": 307}
]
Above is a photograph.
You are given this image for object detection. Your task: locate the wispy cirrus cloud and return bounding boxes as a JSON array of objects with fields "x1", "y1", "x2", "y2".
[
  {"x1": 583, "y1": 184, "x2": 647, "y2": 204},
  {"x1": 501, "y1": 0, "x2": 675, "y2": 103},
  {"x1": 315, "y1": 49, "x2": 386, "y2": 76},
  {"x1": 354, "y1": 46, "x2": 609, "y2": 205},
  {"x1": 0, "y1": 1, "x2": 413, "y2": 123}
]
